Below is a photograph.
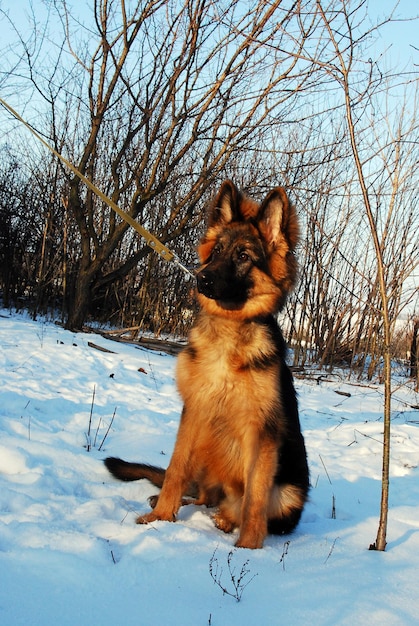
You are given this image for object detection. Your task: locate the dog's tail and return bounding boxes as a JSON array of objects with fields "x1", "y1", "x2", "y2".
[{"x1": 104, "y1": 457, "x2": 166, "y2": 487}]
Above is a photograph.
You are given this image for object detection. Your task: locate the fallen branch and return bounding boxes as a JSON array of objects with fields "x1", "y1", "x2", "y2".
[{"x1": 87, "y1": 341, "x2": 116, "y2": 354}]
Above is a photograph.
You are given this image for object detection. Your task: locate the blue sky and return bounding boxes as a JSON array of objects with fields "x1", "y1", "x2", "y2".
[
  {"x1": 1, "y1": 0, "x2": 418, "y2": 69},
  {"x1": 0, "y1": 1, "x2": 417, "y2": 129},
  {"x1": 371, "y1": 0, "x2": 418, "y2": 67}
]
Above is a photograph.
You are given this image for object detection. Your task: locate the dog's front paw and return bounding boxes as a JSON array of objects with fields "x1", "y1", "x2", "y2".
[
  {"x1": 213, "y1": 512, "x2": 235, "y2": 534},
  {"x1": 235, "y1": 529, "x2": 265, "y2": 549},
  {"x1": 234, "y1": 537, "x2": 263, "y2": 549},
  {"x1": 136, "y1": 511, "x2": 175, "y2": 524}
]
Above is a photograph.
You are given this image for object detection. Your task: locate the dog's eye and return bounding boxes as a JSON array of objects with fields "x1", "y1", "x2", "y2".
[
  {"x1": 212, "y1": 244, "x2": 222, "y2": 256},
  {"x1": 238, "y1": 251, "x2": 249, "y2": 262}
]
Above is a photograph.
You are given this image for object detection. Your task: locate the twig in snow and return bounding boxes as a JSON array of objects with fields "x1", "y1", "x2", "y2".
[
  {"x1": 86, "y1": 385, "x2": 96, "y2": 451},
  {"x1": 209, "y1": 547, "x2": 257, "y2": 602},
  {"x1": 98, "y1": 407, "x2": 117, "y2": 451},
  {"x1": 279, "y1": 540, "x2": 290, "y2": 570},
  {"x1": 21, "y1": 401, "x2": 31, "y2": 441},
  {"x1": 319, "y1": 454, "x2": 332, "y2": 484},
  {"x1": 331, "y1": 494, "x2": 336, "y2": 519},
  {"x1": 145, "y1": 352, "x2": 158, "y2": 390},
  {"x1": 324, "y1": 537, "x2": 339, "y2": 564},
  {"x1": 93, "y1": 416, "x2": 102, "y2": 448},
  {"x1": 354, "y1": 428, "x2": 383, "y2": 445}
]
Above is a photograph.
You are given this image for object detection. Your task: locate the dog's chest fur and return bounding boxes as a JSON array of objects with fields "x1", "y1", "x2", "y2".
[{"x1": 176, "y1": 313, "x2": 281, "y2": 430}]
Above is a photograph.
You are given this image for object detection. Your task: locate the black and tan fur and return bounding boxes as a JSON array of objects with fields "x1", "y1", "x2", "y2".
[{"x1": 105, "y1": 180, "x2": 309, "y2": 549}]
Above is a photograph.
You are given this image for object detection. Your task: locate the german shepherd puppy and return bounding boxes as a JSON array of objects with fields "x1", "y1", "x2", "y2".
[{"x1": 105, "y1": 180, "x2": 309, "y2": 549}]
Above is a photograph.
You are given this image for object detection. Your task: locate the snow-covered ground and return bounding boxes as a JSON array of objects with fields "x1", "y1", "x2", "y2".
[{"x1": 1, "y1": 309, "x2": 418, "y2": 625}]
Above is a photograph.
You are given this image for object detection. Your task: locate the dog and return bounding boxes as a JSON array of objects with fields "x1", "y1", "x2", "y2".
[{"x1": 105, "y1": 180, "x2": 309, "y2": 549}]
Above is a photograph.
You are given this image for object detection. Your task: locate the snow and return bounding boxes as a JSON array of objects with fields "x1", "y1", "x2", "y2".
[{"x1": 1, "y1": 309, "x2": 419, "y2": 626}]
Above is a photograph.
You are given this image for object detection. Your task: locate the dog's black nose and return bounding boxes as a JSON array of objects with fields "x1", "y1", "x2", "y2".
[
  {"x1": 197, "y1": 271, "x2": 212, "y2": 287},
  {"x1": 196, "y1": 271, "x2": 216, "y2": 298}
]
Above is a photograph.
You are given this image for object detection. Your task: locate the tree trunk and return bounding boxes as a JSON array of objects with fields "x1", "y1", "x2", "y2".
[
  {"x1": 410, "y1": 318, "x2": 418, "y2": 383},
  {"x1": 65, "y1": 265, "x2": 97, "y2": 330}
]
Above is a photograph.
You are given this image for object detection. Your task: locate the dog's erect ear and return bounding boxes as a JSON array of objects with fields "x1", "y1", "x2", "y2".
[
  {"x1": 257, "y1": 187, "x2": 298, "y2": 250},
  {"x1": 208, "y1": 180, "x2": 241, "y2": 226}
]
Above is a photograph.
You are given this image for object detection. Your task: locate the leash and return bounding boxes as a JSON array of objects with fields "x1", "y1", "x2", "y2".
[{"x1": 0, "y1": 98, "x2": 194, "y2": 278}]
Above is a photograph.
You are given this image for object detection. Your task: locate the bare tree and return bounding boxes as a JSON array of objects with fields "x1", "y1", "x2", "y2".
[
  {"x1": 1, "y1": 0, "x2": 417, "y2": 355},
  {"x1": 2, "y1": 0, "x2": 329, "y2": 329},
  {"x1": 313, "y1": 0, "x2": 419, "y2": 550},
  {"x1": 410, "y1": 317, "x2": 419, "y2": 388}
]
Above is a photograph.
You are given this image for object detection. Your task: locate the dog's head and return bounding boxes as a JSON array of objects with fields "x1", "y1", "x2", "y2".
[{"x1": 196, "y1": 180, "x2": 299, "y2": 319}]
